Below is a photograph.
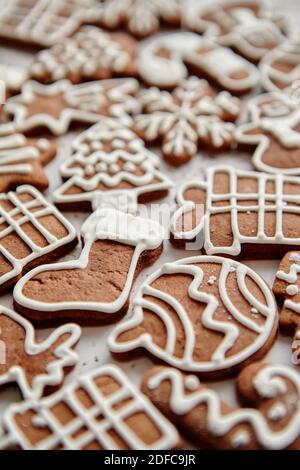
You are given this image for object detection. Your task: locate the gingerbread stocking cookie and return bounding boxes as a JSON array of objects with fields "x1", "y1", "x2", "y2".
[
  {"x1": 109, "y1": 255, "x2": 278, "y2": 379},
  {"x1": 142, "y1": 363, "x2": 300, "y2": 450},
  {"x1": 14, "y1": 208, "x2": 165, "y2": 326},
  {"x1": 0, "y1": 305, "x2": 81, "y2": 400}
]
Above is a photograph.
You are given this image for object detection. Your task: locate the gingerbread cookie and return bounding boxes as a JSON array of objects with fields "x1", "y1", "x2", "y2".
[
  {"x1": 53, "y1": 118, "x2": 172, "y2": 212},
  {"x1": 236, "y1": 93, "x2": 300, "y2": 175},
  {"x1": 0, "y1": 78, "x2": 139, "y2": 137},
  {"x1": 0, "y1": 305, "x2": 81, "y2": 400},
  {"x1": 14, "y1": 207, "x2": 165, "y2": 326},
  {"x1": 0, "y1": 64, "x2": 28, "y2": 95},
  {"x1": 108, "y1": 255, "x2": 278, "y2": 379},
  {"x1": 135, "y1": 77, "x2": 241, "y2": 166},
  {"x1": 170, "y1": 165, "x2": 300, "y2": 258},
  {"x1": 138, "y1": 32, "x2": 259, "y2": 93},
  {"x1": 0, "y1": 185, "x2": 77, "y2": 294},
  {"x1": 30, "y1": 26, "x2": 137, "y2": 84},
  {"x1": 184, "y1": 0, "x2": 294, "y2": 62},
  {"x1": 142, "y1": 363, "x2": 300, "y2": 450},
  {"x1": 0, "y1": 364, "x2": 181, "y2": 450}
]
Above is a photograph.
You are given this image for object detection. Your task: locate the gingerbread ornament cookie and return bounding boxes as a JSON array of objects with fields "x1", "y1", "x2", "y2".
[
  {"x1": 135, "y1": 77, "x2": 241, "y2": 167},
  {"x1": 138, "y1": 32, "x2": 259, "y2": 93},
  {"x1": 108, "y1": 255, "x2": 278, "y2": 379},
  {"x1": 14, "y1": 207, "x2": 165, "y2": 326},
  {"x1": 170, "y1": 165, "x2": 300, "y2": 259},
  {"x1": 30, "y1": 26, "x2": 138, "y2": 84},
  {"x1": 0, "y1": 305, "x2": 81, "y2": 400},
  {"x1": 236, "y1": 93, "x2": 300, "y2": 175},
  {"x1": 143, "y1": 363, "x2": 300, "y2": 450},
  {"x1": 53, "y1": 119, "x2": 172, "y2": 212}
]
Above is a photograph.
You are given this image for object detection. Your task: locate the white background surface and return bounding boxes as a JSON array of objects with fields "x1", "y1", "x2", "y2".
[{"x1": 0, "y1": 0, "x2": 299, "y2": 448}]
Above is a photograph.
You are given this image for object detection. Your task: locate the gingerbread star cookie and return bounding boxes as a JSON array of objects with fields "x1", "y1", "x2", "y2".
[
  {"x1": 135, "y1": 77, "x2": 241, "y2": 167},
  {"x1": 0, "y1": 305, "x2": 81, "y2": 400},
  {"x1": 53, "y1": 118, "x2": 172, "y2": 212},
  {"x1": 108, "y1": 255, "x2": 278, "y2": 379},
  {"x1": 143, "y1": 363, "x2": 300, "y2": 450}
]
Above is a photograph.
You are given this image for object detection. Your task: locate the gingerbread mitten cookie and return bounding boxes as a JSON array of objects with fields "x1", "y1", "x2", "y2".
[
  {"x1": 0, "y1": 185, "x2": 77, "y2": 294},
  {"x1": 109, "y1": 255, "x2": 278, "y2": 379},
  {"x1": 135, "y1": 77, "x2": 241, "y2": 166},
  {"x1": 170, "y1": 165, "x2": 300, "y2": 259},
  {"x1": 0, "y1": 305, "x2": 81, "y2": 399},
  {"x1": 14, "y1": 208, "x2": 165, "y2": 326},
  {"x1": 53, "y1": 119, "x2": 172, "y2": 212},
  {"x1": 142, "y1": 363, "x2": 300, "y2": 450}
]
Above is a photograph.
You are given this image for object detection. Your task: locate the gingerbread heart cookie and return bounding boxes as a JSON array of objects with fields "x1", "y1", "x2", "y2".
[
  {"x1": 0, "y1": 305, "x2": 81, "y2": 400},
  {"x1": 170, "y1": 165, "x2": 300, "y2": 258},
  {"x1": 142, "y1": 363, "x2": 300, "y2": 450},
  {"x1": 53, "y1": 118, "x2": 172, "y2": 212},
  {"x1": 135, "y1": 77, "x2": 241, "y2": 166},
  {"x1": 0, "y1": 185, "x2": 77, "y2": 294},
  {"x1": 14, "y1": 207, "x2": 165, "y2": 326},
  {"x1": 108, "y1": 255, "x2": 278, "y2": 379}
]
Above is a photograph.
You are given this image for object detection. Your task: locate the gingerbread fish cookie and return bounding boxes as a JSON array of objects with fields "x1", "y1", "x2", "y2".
[
  {"x1": 0, "y1": 305, "x2": 81, "y2": 400},
  {"x1": 236, "y1": 93, "x2": 300, "y2": 175},
  {"x1": 0, "y1": 364, "x2": 181, "y2": 450},
  {"x1": 143, "y1": 363, "x2": 300, "y2": 450},
  {"x1": 30, "y1": 26, "x2": 138, "y2": 84},
  {"x1": 170, "y1": 165, "x2": 300, "y2": 259},
  {"x1": 14, "y1": 208, "x2": 165, "y2": 326},
  {"x1": 135, "y1": 77, "x2": 241, "y2": 166},
  {"x1": 53, "y1": 118, "x2": 172, "y2": 212},
  {"x1": 0, "y1": 185, "x2": 77, "y2": 294},
  {"x1": 138, "y1": 32, "x2": 259, "y2": 93},
  {"x1": 108, "y1": 255, "x2": 278, "y2": 379},
  {"x1": 184, "y1": 0, "x2": 294, "y2": 62}
]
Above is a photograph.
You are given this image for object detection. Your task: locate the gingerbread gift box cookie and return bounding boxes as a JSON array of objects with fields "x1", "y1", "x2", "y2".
[
  {"x1": 142, "y1": 363, "x2": 300, "y2": 450},
  {"x1": 13, "y1": 207, "x2": 165, "y2": 326},
  {"x1": 108, "y1": 255, "x2": 278, "y2": 379}
]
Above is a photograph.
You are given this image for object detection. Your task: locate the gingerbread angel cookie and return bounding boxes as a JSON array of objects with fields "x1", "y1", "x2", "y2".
[
  {"x1": 108, "y1": 255, "x2": 278, "y2": 379},
  {"x1": 236, "y1": 93, "x2": 300, "y2": 175},
  {"x1": 138, "y1": 32, "x2": 259, "y2": 93},
  {"x1": 184, "y1": 0, "x2": 294, "y2": 62},
  {"x1": 170, "y1": 165, "x2": 300, "y2": 259},
  {"x1": 0, "y1": 305, "x2": 81, "y2": 400},
  {"x1": 0, "y1": 78, "x2": 139, "y2": 137},
  {"x1": 14, "y1": 208, "x2": 165, "y2": 326},
  {"x1": 0, "y1": 364, "x2": 180, "y2": 450},
  {"x1": 30, "y1": 26, "x2": 138, "y2": 84},
  {"x1": 142, "y1": 363, "x2": 300, "y2": 450},
  {"x1": 53, "y1": 119, "x2": 172, "y2": 212},
  {"x1": 135, "y1": 77, "x2": 241, "y2": 167},
  {"x1": 0, "y1": 185, "x2": 77, "y2": 294}
]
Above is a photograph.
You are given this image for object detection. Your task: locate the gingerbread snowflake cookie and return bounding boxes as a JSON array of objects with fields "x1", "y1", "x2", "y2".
[
  {"x1": 236, "y1": 93, "x2": 300, "y2": 175},
  {"x1": 138, "y1": 32, "x2": 259, "y2": 93},
  {"x1": 53, "y1": 119, "x2": 172, "y2": 212},
  {"x1": 170, "y1": 165, "x2": 300, "y2": 259},
  {"x1": 143, "y1": 363, "x2": 300, "y2": 450},
  {"x1": 0, "y1": 185, "x2": 77, "y2": 294},
  {"x1": 0, "y1": 305, "x2": 81, "y2": 400},
  {"x1": 135, "y1": 77, "x2": 241, "y2": 166},
  {"x1": 184, "y1": 0, "x2": 294, "y2": 62},
  {"x1": 0, "y1": 78, "x2": 139, "y2": 137},
  {"x1": 30, "y1": 26, "x2": 138, "y2": 84},
  {"x1": 109, "y1": 255, "x2": 278, "y2": 379}
]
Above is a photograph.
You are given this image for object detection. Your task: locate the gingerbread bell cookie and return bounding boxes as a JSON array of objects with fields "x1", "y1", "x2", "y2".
[
  {"x1": 236, "y1": 93, "x2": 300, "y2": 175},
  {"x1": 171, "y1": 165, "x2": 300, "y2": 259},
  {"x1": 14, "y1": 207, "x2": 165, "y2": 326},
  {"x1": 184, "y1": 0, "x2": 294, "y2": 62},
  {"x1": 135, "y1": 77, "x2": 241, "y2": 166},
  {"x1": 108, "y1": 255, "x2": 278, "y2": 379},
  {"x1": 0, "y1": 305, "x2": 81, "y2": 400},
  {"x1": 142, "y1": 363, "x2": 300, "y2": 450}
]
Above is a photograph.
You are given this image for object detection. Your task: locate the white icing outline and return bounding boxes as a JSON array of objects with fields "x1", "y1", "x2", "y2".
[{"x1": 276, "y1": 252, "x2": 300, "y2": 315}]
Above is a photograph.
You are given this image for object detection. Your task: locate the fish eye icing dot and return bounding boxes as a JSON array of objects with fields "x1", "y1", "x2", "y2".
[{"x1": 104, "y1": 454, "x2": 196, "y2": 467}]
